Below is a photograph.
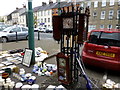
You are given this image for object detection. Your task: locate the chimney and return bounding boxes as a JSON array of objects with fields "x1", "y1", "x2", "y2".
[
  {"x1": 16, "y1": 7, "x2": 19, "y2": 10},
  {"x1": 23, "y1": 4, "x2": 26, "y2": 8},
  {"x1": 42, "y1": 2, "x2": 47, "y2": 6},
  {"x1": 49, "y1": 0, "x2": 53, "y2": 4}
]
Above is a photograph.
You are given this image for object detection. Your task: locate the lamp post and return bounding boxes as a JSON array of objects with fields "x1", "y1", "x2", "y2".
[{"x1": 27, "y1": 0, "x2": 35, "y2": 65}]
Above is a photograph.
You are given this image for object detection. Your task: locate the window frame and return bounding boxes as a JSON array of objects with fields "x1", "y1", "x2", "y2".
[
  {"x1": 100, "y1": 25, "x2": 104, "y2": 29},
  {"x1": 93, "y1": 12, "x2": 97, "y2": 17},
  {"x1": 107, "y1": 25, "x2": 112, "y2": 29},
  {"x1": 117, "y1": 10, "x2": 120, "y2": 19},
  {"x1": 102, "y1": 0, "x2": 106, "y2": 7},
  {"x1": 110, "y1": 0, "x2": 115, "y2": 6},
  {"x1": 100, "y1": 11, "x2": 106, "y2": 19},
  {"x1": 108, "y1": 10, "x2": 114, "y2": 19},
  {"x1": 94, "y1": 1, "x2": 98, "y2": 8}
]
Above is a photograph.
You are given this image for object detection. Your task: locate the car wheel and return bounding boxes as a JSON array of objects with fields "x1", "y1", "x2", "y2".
[
  {"x1": 2, "y1": 37, "x2": 7, "y2": 43},
  {"x1": 26, "y1": 35, "x2": 28, "y2": 40}
]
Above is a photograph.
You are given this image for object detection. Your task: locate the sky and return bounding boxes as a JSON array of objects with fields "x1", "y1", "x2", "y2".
[{"x1": 0, "y1": 0, "x2": 58, "y2": 16}]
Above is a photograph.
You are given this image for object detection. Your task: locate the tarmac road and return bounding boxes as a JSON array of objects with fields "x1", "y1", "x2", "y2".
[{"x1": 0, "y1": 34, "x2": 120, "y2": 89}]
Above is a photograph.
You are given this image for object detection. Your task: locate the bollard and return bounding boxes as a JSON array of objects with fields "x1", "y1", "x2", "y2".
[
  {"x1": 38, "y1": 31, "x2": 40, "y2": 40},
  {"x1": 16, "y1": 32, "x2": 18, "y2": 42}
]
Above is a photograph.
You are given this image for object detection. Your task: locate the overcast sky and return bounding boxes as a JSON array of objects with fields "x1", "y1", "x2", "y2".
[{"x1": 0, "y1": 0, "x2": 58, "y2": 16}]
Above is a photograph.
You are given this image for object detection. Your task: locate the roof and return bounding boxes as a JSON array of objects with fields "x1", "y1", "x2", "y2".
[
  {"x1": 20, "y1": 12, "x2": 27, "y2": 16},
  {"x1": 33, "y1": 2, "x2": 81, "y2": 12},
  {"x1": 52, "y1": 2, "x2": 68, "y2": 9},
  {"x1": 37, "y1": 3, "x2": 57, "y2": 11},
  {"x1": 44, "y1": 2, "x2": 58, "y2": 10},
  {"x1": 11, "y1": 8, "x2": 23, "y2": 14},
  {"x1": 33, "y1": 6, "x2": 42, "y2": 12}
]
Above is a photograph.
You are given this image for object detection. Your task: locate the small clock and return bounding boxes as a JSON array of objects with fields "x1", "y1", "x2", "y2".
[
  {"x1": 63, "y1": 18, "x2": 73, "y2": 29},
  {"x1": 59, "y1": 58, "x2": 66, "y2": 67}
]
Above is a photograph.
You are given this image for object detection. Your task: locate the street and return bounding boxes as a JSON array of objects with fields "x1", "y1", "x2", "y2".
[
  {"x1": 34, "y1": 32, "x2": 53, "y2": 40},
  {"x1": 0, "y1": 33, "x2": 120, "y2": 88}
]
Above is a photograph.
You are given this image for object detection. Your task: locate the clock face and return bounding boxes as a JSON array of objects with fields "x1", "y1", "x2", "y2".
[
  {"x1": 63, "y1": 18, "x2": 73, "y2": 29},
  {"x1": 59, "y1": 58, "x2": 66, "y2": 67}
]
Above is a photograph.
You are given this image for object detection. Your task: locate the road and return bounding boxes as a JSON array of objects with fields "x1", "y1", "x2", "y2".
[
  {"x1": 34, "y1": 32, "x2": 53, "y2": 40},
  {"x1": 0, "y1": 33, "x2": 120, "y2": 88}
]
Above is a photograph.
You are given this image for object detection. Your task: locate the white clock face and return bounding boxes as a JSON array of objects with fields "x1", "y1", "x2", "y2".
[
  {"x1": 63, "y1": 18, "x2": 73, "y2": 29},
  {"x1": 59, "y1": 58, "x2": 66, "y2": 67}
]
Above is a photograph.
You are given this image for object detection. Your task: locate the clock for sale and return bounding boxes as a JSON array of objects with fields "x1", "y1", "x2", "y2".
[{"x1": 63, "y1": 18, "x2": 73, "y2": 29}]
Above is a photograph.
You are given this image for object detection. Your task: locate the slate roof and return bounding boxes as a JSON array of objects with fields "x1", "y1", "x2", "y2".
[
  {"x1": 33, "y1": 2, "x2": 81, "y2": 12},
  {"x1": 52, "y1": 2, "x2": 68, "y2": 9},
  {"x1": 11, "y1": 8, "x2": 23, "y2": 14},
  {"x1": 20, "y1": 12, "x2": 27, "y2": 16},
  {"x1": 33, "y1": 6, "x2": 42, "y2": 12},
  {"x1": 37, "y1": 3, "x2": 56, "y2": 11}
]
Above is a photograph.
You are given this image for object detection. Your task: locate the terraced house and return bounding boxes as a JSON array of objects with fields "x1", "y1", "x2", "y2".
[
  {"x1": 87, "y1": 0, "x2": 120, "y2": 31},
  {"x1": 2, "y1": 0, "x2": 120, "y2": 31}
]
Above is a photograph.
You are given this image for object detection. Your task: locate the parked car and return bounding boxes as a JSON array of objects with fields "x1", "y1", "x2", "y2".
[
  {"x1": 82, "y1": 29, "x2": 120, "y2": 71},
  {"x1": 34, "y1": 27, "x2": 40, "y2": 32},
  {"x1": 46, "y1": 28, "x2": 53, "y2": 33},
  {"x1": 39, "y1": 27, "x2": 46, "y2": 33},
  {"x1": 0, "y1": 25, "x2": 28, "y2": 43},
  {"x1": 0, "y1": 25, "x2": 11, "y2": 31}
]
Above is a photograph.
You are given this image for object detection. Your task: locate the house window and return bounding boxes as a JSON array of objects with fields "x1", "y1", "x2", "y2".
[
  {"x1": 93, "y1": 12, "x2": 97, "y2": 17},
  {"x1": 107, "y1": 25, "x2": 112, "y2": 29},
  {"x1": 117, "y1": 10, "x2": 120, "y2": 19},
  {"x1": 41, "y1": 19, "x2": 43, "y2": 23},
  {"x1": 87, "y1": 1, "x2": 91, "y2": 7},
  {"x1": 100, "y1": 11, "x2": 106, "y2": 19},
  {"x1": 44, "y1": 11, "x2": 46, "y2": 16},
  {"x1": 39, "y1": 12, "x2": 41, "y2": 16},
  {"x1": 88, "y1": 25, "x2": 96, "y2": 32},
  {"x1": 102, "y1": 0, "x2": 106, "y2": 7},
  {"x1": 94, "y1": 1, "x2": 98, "y2": 8},
  {"x1": 56, "y1": 9, "x2": 58, "y2": 14},
  {"x1": 41, "y1": 11, "x2": 43, "y2": 16},
  {"x1": 110, "y1": 0, "x2": 114, "y2": 6},
  {"x1": 48, "y1": 10, "x2": 50, "y2": 15},
  {"x1": 118, "y1": 0, "x2": 120, "y2": 5},
  {"x1": 48, "y1": 25, "x2": 50, "y2": 28},
  {"x1": 44, "y1": 18, "x2": 46, "y2": 23},
  {"x1": 52, "y1": 10, "x2": 54, "y2": 14},
  {"x1": 37, "y1": 12, "x2": 39, "y2": 16},
  {"x1": 48, "y1": 18, "x2": 50, "y2": 22},
  {"x1": 108, "y1": 10, "x2": 114, "y2": 19},
  {"x1": 81, "y1": 3, "x2": 84, "y2": 7},
  {"x1": 100, "y1": 25, "x2": 104, "y2": 29}
]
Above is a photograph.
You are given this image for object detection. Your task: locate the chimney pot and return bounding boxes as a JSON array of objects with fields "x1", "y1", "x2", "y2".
[
  {"x1": 16, "y1": 7, "x2": 19, "y2": 9},
  {"x1": 49, "y1": 0, "x2": 53, "y2": 4},
  {"x1": 42, "y1": 2, "x2": 46, "y2": 6}
]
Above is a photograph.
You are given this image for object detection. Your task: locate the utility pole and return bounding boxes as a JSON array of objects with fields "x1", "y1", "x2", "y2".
[{"x1": 27, "y1": 0, "x2": 35, "y2": 65}]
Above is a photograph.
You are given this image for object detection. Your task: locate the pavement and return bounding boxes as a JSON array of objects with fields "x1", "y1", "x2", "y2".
[{"x1": 0, "y1": 39, "x2": 120, "y2": 89}]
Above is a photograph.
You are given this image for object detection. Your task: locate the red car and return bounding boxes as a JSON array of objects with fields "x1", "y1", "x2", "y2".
[{"x1": 82, "y1": 29, "x2": 120, "y2": 71}]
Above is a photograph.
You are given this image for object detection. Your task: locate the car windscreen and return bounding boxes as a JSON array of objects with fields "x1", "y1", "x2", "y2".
[
  {"x1": 2, "y1": 26, "x2": 13, "y2": 32},
  {"x1": 89, "y1": 31, "x2": 120, "y2": 47}
]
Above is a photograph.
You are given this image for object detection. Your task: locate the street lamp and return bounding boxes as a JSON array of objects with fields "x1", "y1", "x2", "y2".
[{"x1": 27, "y1": 0, "x2": 35, "y2": 65}]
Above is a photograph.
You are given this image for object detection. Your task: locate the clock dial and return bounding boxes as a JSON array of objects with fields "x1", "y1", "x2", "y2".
[
  {"x1": 63, "y1": 18, "x2": 73, "y2": 29},
  {"x1": 59, "y1": 58, "x2": 66, "y2": 67}
]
